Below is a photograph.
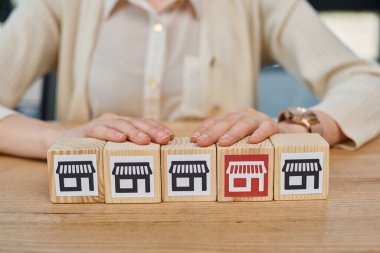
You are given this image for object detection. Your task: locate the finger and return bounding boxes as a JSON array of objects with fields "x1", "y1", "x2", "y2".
[
  {"x1": 217, "y1": 119, "x2": 260, "y2": 147},
  {"x1": 196, "y1": 118, "x2": 237, "y2": 147},
  {"x1": 104, "y1": 119, "x2": 151, "y2": 145},
  {"x1": 127, "y1": 118, "x2": 173, "y2": 144},
  {"x1": 144, "y1": 119, "x2": 175, "y2": 140},
  {"x1": 99, "y1": 112, "x2": 118, "y2": 120},
  {"x1": 191, "y1": 116, "x2": 222, "y2": 143},
  {"x1": 248, "y1": 120, "x2": 279, "y2": 144},
  {"x1": 85, "y1": 125, "x2": 127, "y2": 142}
]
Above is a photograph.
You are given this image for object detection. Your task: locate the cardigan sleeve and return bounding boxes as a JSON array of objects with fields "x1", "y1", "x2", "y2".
[
  {"x1": 0, "y1": 0, "x2": 60, "y2": 120},
  {"x1": 261, "y1": 0, "x2": 380, "y2": 149}
]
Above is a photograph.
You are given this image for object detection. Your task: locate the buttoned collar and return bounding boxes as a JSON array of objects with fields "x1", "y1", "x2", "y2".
[{"x1": 103, "y1": 0, "x2": 201, "y2": 19}]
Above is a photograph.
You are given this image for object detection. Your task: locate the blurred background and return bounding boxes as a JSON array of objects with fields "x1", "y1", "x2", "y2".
[{"x1": 0, "y1": 0, "x2": 379, "y2": 120}]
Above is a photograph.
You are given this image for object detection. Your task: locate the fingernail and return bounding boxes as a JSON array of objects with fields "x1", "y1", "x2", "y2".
[
  {"x1": 220, "y1": 133, "x2": 231, "y2": 140},
  {"x1": 192, "y1": 131, "x2": 201, "y2": 138},
  {"x1": 157, "y1": 131, "x2": 170, "y2": 140},
  {"x1": 191, "y1": 132, "x2": 201, "y2": 142},
  {"x1": 199, "y1": 134, "x2": 209, "y2": 140},
  {"x1": 115, "y1": 132, "x2": 125, "y2": 139},
  {"x1": 138, "y1": 132, "x2": 148, "y2": 139},
  {"x1": 164, "y1": 129, "x2": 174, "y2": 136},
  {"x1": 251, "y1": 132, "x2": 259, "y2": 139}
]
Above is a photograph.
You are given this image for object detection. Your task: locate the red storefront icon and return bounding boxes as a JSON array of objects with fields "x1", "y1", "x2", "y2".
[{"x1": 224, "y1": 155, "x2": 269, "y2": 197}]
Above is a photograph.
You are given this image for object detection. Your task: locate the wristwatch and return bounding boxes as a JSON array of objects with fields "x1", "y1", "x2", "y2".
[{"x1": 278, "y1": 107, "x2": 323, "y2": 135}]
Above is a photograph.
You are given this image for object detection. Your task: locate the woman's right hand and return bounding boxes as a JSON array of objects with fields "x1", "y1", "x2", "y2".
[{"x1": 56, "y1": 113, "x2": 174, "y2": 145}]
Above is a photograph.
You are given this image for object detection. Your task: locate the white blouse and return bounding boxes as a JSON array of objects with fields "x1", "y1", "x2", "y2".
[{"x1": 89, "y1": 0, "x2": 201, "y2": 120}]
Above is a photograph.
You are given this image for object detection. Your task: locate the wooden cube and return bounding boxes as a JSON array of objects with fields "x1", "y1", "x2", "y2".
[
  {"x1": 161, "y1": 137, "x2": 216, "y2": 202},
  {"x1": 217, "y1": 138, "x2": 274, "y2": 202},
  {"x1": 270, "y1": 133, "x2": 329, "y2": 200},
  {"x1": 103, "y1": 141, "x2": 161, "y2": 203},
  {"x1": 47, "y1": 138, "x2": 106, "y2": 203}
]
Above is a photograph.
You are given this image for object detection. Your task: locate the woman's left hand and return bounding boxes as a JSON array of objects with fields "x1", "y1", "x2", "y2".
[{"x1": 191, "y1": 108, "x2": 285, "y2": 147}]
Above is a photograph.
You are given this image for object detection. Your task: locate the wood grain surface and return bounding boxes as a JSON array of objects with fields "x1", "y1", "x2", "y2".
[{"x1": 0, "y1": 121, "x2": 379, "y2": 252}]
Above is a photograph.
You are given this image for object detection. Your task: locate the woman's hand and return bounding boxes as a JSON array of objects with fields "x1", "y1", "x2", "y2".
[
  {"x1": 58, "y1": 113, "x2": 174, "y2": 145},
  {"x1": 191, "y1": 107, "x2": 347, "y2": 147},
  {"x1": 191, "y1": 108, "x2": 283, "y2": 147},
  {"x1": 0, "y1": 113, "x2": 174, "y2": 159}
]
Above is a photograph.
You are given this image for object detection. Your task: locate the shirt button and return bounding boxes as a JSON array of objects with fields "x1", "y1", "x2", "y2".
[
  {"x1": 148, "y1": 80, "x2": 159, "y2": 90},
  {"x1": 153, "y1": 23, "x2": 164, "y2": 33}
]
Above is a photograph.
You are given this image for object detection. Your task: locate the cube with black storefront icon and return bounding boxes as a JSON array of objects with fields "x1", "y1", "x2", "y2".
[
  {"x1": 161, "y1": 137, "x2": 216, "y2": 202},
  {"x1": 47, "y1": 138, "x2": 106, "y2": 203},
  {"x1": 103, "y1": 141, "x2": 161, "y2": 203},
  {"x1": 270, "y1": 133, "x2": 329, "y2": 200}
]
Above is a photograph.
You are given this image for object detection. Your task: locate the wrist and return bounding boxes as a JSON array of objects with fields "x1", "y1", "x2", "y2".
[
  {"x1": 278, "y1": 121, "x2": 309, "y2": 134},
  {"x1": 43, "y1": 124, "x2": 66, "y2": 150},
  {"x1": 313, "y1": 110, "x2": 347, "y2": 146}
]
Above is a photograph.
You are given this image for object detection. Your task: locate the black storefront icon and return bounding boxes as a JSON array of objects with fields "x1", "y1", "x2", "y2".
[
  {"x1": 112, "y1": 162, "x2": 152, "y2": 193},
  {"x1": 169, "y1": 161, "x2": 209, "y2": 192},
  {"x1": 56, "y1": 161, "x2": 96, "y2": 192},
  {"x1": 282, "y1": 159, "x2": 322, "y2": 190}
]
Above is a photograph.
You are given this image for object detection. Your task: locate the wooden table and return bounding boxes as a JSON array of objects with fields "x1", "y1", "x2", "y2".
[{"x1": 0, "y1": 121, "x2": 379, "y2": 252}]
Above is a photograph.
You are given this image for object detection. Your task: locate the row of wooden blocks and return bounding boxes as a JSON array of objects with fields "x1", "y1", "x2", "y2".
[{"x1": 47, "y1": 133, "x2": 329, "y2": 203}]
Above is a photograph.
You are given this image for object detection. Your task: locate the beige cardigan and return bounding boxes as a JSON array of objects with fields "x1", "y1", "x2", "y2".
[{"x1": 0, "y1": 0, "x2": 380, "y2": 149}]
